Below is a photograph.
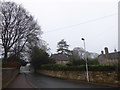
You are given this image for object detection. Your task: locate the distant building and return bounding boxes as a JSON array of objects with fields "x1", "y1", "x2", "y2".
[
  {"x1": 20, "y1": 63, "x2": 30, "y2": 73},
  {"x1": 51, "y1": 53, "x2": 69, "y2": 64},
  {"x1": 98, "y1": 47, "x2": 119, "y2": 66}
]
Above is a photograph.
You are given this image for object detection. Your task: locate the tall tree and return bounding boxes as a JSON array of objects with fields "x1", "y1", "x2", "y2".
[
  {"x1": 57, "y1": 39, "x2": 71, "y2": 55},
  {"x1": 25, "y1": 39, "x2": 50, "y2": 62},
  {"x1": 30, "y1": 46, "x2": 53, "y2": 72},
  {"x1": 0, "y1": 1, "x2": 42, "y2": 61}
]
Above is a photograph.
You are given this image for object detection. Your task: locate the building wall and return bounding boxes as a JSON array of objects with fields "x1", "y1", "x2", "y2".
[
  {"x1": 98, "y1": 47, "x2": 119, "y2": 66},
  {"x1": 56, "y1": 61, "x2": 69, "y2": 64},
  {"x1": 51, "y1": 54, "x2": 69, "y2": 64},
  {"x1": 98, "y1": 57, "x2": 118, "y2": 66}
]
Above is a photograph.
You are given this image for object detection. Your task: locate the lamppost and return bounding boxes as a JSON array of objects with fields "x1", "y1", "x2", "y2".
[{"x1": 81, "y1": 38, "x2": 89, "y2": 82}]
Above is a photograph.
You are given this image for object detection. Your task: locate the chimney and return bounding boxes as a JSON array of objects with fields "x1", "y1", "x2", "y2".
[
  {"x1": 104, "y1": 47, "x2": 109, "y2": 54},
  {"x1": 114, "y1": 49, "x2": 117, "y2": 52},
  {"x1": 101, "y1": 51, "x2": 104, "y2": 54}
]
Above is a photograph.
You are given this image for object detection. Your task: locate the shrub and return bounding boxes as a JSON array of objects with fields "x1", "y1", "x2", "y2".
[
  {"x1": 69, "y1": 54, "x2": 99, "y2": 66},
  {"x1": 88, "y1": 65, "x2": 115, "y2": 71},
  {"x1": 69, "y1": 55, "x2": 85, "y2": 66},
  {"x1": 87, "y1": 58, "x2": 99, "y2": 65},
  {"x1": 40, "y1": 64, "x2": 116, "y2": 71},
  {"x1": 30, "y1": 46, "x2": 51, "y2": 71}
]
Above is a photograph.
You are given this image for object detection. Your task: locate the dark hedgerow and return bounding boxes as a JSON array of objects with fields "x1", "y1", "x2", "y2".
[{"x1": 40, "y1": 64, "x2": 116, "y2": 71}]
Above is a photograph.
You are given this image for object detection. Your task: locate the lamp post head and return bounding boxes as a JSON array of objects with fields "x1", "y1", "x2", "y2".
[{"x1": 81, "y1": 38, "x2": 85, "y2": 41}]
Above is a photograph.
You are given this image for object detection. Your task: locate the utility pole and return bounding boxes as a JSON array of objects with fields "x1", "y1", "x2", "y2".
[{"x1": 81, "y1": 38, "x2": 89, "y2": 82}]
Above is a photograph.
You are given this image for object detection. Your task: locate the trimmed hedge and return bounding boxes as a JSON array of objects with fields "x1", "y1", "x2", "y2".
[{"x1": 40, "y1": 64, "x2": 116, "y2": 71}]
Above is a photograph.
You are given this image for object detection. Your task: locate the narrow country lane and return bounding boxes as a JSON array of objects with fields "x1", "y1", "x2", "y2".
[
  {"x1": 7, "y1": 72, "x2": 33, "y2": 88},
  {"x1": 25, "y1": 72, "x2": 115, "y2": 88}
]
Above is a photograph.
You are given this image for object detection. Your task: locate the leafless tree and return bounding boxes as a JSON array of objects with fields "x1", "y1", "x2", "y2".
[
  {"x1": 0, "y1": 2, "x2": 42, "y2": 61},
  {"x1": 73, "y1": 47, "x2": 98, "y2": 59}
]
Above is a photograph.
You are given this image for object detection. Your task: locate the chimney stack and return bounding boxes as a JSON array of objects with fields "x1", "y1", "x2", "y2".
[
  {"x1": 104, "y1": 47, "x2": 109, "y2": 54},
  {"x1": 101, "y1": 51, "x2": 104, "y2": 54},
  {"x1": 114, "y1": 49, "x2": 117, "y2": 52}
]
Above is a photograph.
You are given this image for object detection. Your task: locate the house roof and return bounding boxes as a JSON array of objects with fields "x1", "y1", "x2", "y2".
[
  {"x1": 98, "y1": 51, "x2": 120, "y2": 60},
  {"x1": 51, "y1": 54, "x2": 69, "y2": 61},
  {"x1": 107, "y1": 52, "x2": 120, "y2": 60}
]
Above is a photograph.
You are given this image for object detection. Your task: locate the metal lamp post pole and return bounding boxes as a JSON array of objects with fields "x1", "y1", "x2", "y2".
[{"x1": 81, "y1": 38, "x2": 89, "y2": 82}]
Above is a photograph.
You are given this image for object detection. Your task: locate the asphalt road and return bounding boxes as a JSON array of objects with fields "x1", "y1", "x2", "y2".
[
  {"x1": 25, "y1": 72, "x2": 114, "y2": 88},
  {"x1": 7, "y1": 73, "x2": 33, "y2": 88}
]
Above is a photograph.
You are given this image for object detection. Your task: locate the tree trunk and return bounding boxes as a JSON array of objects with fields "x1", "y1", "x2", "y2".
[{"x1": 4, "y1": 49, "x2": 8, "y2": 62}]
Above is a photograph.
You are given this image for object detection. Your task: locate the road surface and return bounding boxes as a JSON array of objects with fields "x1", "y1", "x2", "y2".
[
  {"x1": 7, "y1": 73, "x2": 33, "y2": 88},
  {"x1": 25, "y1": 72, "x2": 114, "y2": 88}
]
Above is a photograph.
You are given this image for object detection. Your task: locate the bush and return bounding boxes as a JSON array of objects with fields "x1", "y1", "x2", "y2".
[
  {"x1": 69, "y1": 55, "x2": 99, "y2": 66},
  {"x1": 69, "y1": 55, "x2": 85, "y2": 66},
  {"x1": 40, "y1": 64, "x2": 116, "y2": 71},
  {"x1": 30, "y1": 46, "x2": 51, "y2": 70},
  {"x1": 88, "y1": 65, "x2": 115, "y2": 71},
  {"x1": 87, "y1": 58, "x2": 99, "y2": 65}
]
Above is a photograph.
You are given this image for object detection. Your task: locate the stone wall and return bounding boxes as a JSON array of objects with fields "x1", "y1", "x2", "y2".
[
  {"x1": 37, "y1": 70, "x2": 119, "y2": 85},
  {"x1": 2, "y1": 68, "x2": 19, "y2": 88}
]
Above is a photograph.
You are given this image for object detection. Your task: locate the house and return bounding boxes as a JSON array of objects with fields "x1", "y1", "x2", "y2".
[
  {"x1": 98, "y1": 47, "x2": 119, "y2": 66},
  {"x1": 51, "y1": 53, "x2": 69, "y2": 64}
]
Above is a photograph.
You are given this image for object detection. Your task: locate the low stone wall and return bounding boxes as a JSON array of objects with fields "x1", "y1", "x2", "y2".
[
  {"x1": 37, "y1": 70, "x2": 119, "y2": 85},
  {"x1": 2, "y1": 68, "x2": 19, "y2": 88}
]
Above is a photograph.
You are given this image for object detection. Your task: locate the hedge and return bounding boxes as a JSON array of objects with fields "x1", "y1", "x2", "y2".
[{"x1": 40, "y1": 64, "x2": 116, "y2": 71}]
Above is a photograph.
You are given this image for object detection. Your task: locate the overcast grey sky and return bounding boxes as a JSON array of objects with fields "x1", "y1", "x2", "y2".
[{"x1": 3, "y1": 0, "x2": 119, "y2": 54}]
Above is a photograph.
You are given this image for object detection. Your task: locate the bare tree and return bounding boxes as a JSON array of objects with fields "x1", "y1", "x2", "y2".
[
  {"x1": 0, "y1": 2, "x2": 42, "y2": 61},
  {"x1": 72, "y1": 47, "x2": 98, "y2": 59}
]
